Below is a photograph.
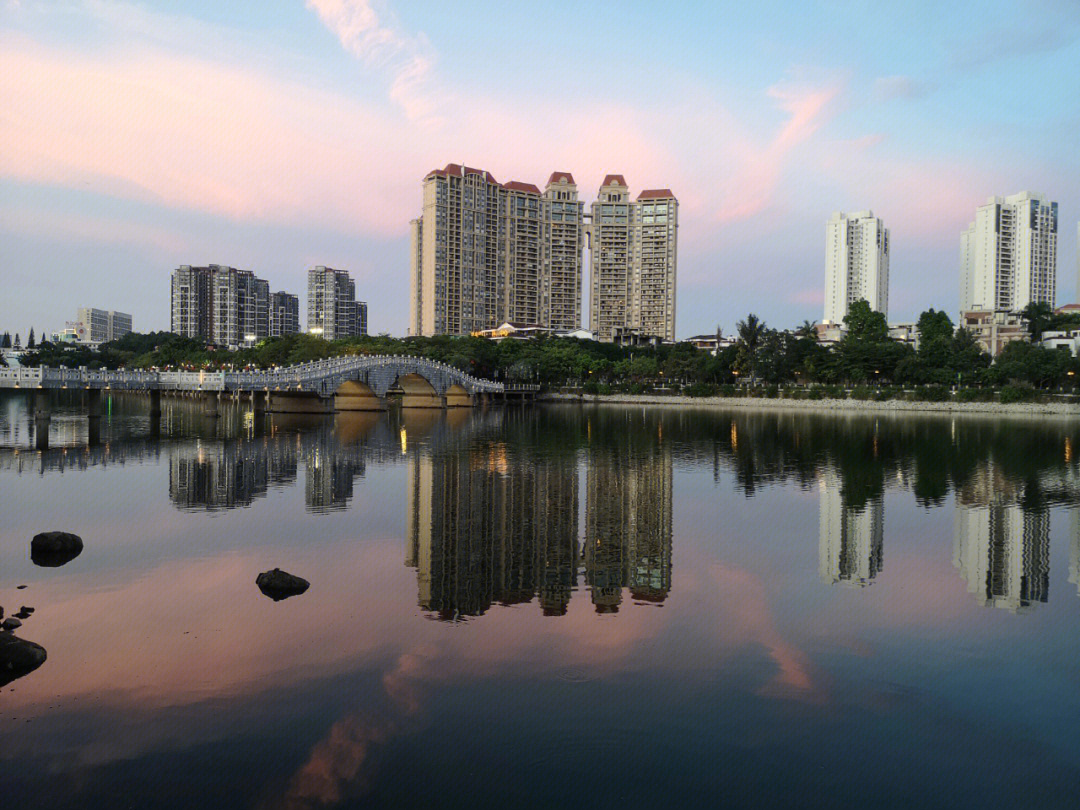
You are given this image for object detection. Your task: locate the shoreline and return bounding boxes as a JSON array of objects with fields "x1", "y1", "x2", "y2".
[{"x1": 538, "y1": 392, "x2": 1080, "y2": 417}]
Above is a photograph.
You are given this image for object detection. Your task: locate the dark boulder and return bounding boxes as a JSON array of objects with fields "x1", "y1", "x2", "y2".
[
  {"x1": 256, "y1": 568, "x2": 310, "y2": 601},
  {"x1": 2, "y1": 618, "x2": 21, "y2": 631},
  {"x1": 0, "y1": 633, "x2": 47, "y2": 687},
  {"x1": 31, "y1": 531, "x2": 84, "y2": 567}
]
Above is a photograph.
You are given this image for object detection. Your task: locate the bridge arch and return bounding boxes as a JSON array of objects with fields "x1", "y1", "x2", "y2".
[{"x1": 334, "y1": 379, "x2": 384, "y2": 411}]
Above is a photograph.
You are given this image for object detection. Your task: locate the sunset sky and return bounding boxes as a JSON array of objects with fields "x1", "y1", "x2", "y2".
[{"x1": 2, "y1": 0, "x2": 1079, "y2": 338}]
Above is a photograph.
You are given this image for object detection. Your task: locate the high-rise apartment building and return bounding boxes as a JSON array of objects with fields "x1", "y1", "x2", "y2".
[
  {"x1": 409, "y1": 164, "x2": 588, "y2": 337},
  {"x1": 170, "y1": 264, "x2": 272, "y2": 348},
  {"x1": 589, "y1": 176, "x2": 678, "y2": 342},
  {"x1": 823, "y1": 210, "x2": 890, "y2": 325},
  {"x1": 960, "y1": 191, "x2": 1058, "y2": 313},
  {"x1": 74, "y1": 308, "x2": 132, "y2": 343},
  {"x1": 269, "y1": 291, "x2": 300, "y2": 337},
  {"x1": 307, "y1": 266, "x2": 367, "y2": 339}
]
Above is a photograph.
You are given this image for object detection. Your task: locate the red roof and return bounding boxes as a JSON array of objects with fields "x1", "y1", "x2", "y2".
[
  {"x1": 601, "y1": 174, "x2": 627, "y2": 187},
  {"x1": 503, "y1": 181, "x2": 541, "y2": 194},
  {"x1": 637, "y1": 188, "x2": 676, "y2": 200},
  {"x1": 547, "y1": 171, "x2": 576, "y2": 185},
  {"x1": 424, "y1": 163, "x2": 500, "y2": 184}
]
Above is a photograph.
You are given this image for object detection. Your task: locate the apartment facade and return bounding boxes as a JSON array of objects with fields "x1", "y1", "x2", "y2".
[
  {"x1": 170, "y1": 264, "x2": 272, "y2": 348},
  {"x1": 588, "y1": 176, "x2": 678, "y2": 343},
  {"x1": 269, "y1": 291, "x2": 300, "y2": 337},
  {"x1": 823, "y1": 210, "x2": 890, "y2": 325},
  {"x1": 409, "y1": 164, "x2": 588, "y2": 337},
  {"x1": 307, "y1": 266, "x2": 367, "y2": 340},
  {"x1": 74, "y1": 308, "x2": 132, "y2": 343},
  {"x1": 960, "y1": 191, "x2": 1058, "y2": 314}
]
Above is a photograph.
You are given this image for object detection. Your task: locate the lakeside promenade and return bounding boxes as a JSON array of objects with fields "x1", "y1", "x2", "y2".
[{"x1": 540, "y1": 392, "x2": 1080, "y2": 417}]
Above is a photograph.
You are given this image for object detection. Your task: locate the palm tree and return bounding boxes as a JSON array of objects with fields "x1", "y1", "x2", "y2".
[
  {"x1": 1019, "y1": 301, "x2": 1054, "y2": 342},
  {"x1": 736, "y1": 313, "x2": 766, "y2": 382},
  {"x1": 796, "y1": 319, "x2": 818, "y2": 340}
]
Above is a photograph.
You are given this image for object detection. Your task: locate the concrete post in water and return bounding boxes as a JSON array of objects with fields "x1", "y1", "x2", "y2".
[
  {"x1": 202, "y1": 392, "x2": 220, "y2": 418},
  {"x1": 86, "y1": 388, "x2": 104, "y2": 418},
  {"x1": 149, "y1": 388, "x2": 162, "y2": 417}
]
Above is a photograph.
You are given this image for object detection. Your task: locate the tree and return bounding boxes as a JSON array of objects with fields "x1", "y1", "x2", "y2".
[
  {"x1": 736, "y1": 313, "x2": 767, "y2": 381},
  {"x1": 796, "y1": 320, "x2": 818, "y2": 340},
  {"x1": 27, "y1": 328, "x2": 35, "y2": 349},
  {"x1": 1020, "y1": 301, "x2": 1054, "y2": 342},
  {"x1": 1, "y1": 332, "x2": 10, "y2": 349},
  {"x1": 838, "y1": 300, "x2": 906, "y2": 382},
  {"x1": 13, "y1": 333, "x2": 20, "y2": 349}
]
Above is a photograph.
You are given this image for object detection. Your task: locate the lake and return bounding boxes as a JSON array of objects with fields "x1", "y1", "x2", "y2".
[{"x1": 1, "y1": 393, "x2": 1079, "y2": 809}]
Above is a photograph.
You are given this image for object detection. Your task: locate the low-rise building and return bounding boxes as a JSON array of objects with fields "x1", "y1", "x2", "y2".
[
  {"x1": 471, "y1": 322, "x2": 552, "y2": 341},
  {"x1": 959, "y1": 310, "x2": 1027, "y2": 357},
  {"x1": 73, "y1": 308, "x2": 132, "y2": 343},
  {"x1": 1042, "y1": 329, "x2": 1080, "y2": 355},
  {"x1": 888, "y1": 322, "x2": 919, "y2": 349}
]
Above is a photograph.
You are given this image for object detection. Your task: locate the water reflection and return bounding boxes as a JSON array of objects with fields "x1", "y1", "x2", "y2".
[
  {"x1": 953, "y1": 464, "x2": 1051, "y2": 611},
  {"x1": 818, "y1": 470, "x2": 883, "y2": 587},
  {"x1": 405, "y1": 413, "x2": 674, "y2": 620}
]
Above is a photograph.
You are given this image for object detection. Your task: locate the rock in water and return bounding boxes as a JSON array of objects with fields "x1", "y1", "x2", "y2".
[
  {"x1": 0, "y1": 633, "x2": 47, "y2": 687},
  {"x1": 31, "y1": 531, "x2": 84, "y2": 567},
  {"x1": 256, "y1": 568, "x2": 310, "y2": 601}
]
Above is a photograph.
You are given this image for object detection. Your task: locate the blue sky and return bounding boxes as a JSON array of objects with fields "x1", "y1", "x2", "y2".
[{"x1": 2, "y1": 0, "x2": 1079, "y2": 339}]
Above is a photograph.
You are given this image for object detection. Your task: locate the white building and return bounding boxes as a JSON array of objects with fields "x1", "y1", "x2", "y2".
[
  {"x1": 824, "y1": 211, "x2": 889, "y2": 325},
  {"x1": 73, "y1": 308, "x2": 132, "y2": 344},
  {"x1": 960, "y1": 191, "x2": 1058, "y2": 314}
]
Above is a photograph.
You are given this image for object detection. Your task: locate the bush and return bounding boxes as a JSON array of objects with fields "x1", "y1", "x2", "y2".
[
  {"x1": 999, "y1": 385, "x2": 1036, "y2": 404},
  {"x1": 850, "y1": 386, "x2": 874, "y2": 401},
  {"x1": 764, "y1": 385, "x2": 779, "y2": 399},
  {"x1": 719, "y1": 384, "x2": 738, "y2": 397},
  {"x1": 955, "y1": 388, "x2": 993, "y2": 402},
  {"x1": 583, "y1": 381, "x2": 600, "y2": 395},
  {"x1": 874, "y1": 388, "x2": 896, "y2": 401},
  {"x1": 914, "y1": 385, "x2": 952, "y2": 402},
  {"x1": 597, "y1": 383, "x2": 612, "y2": 395},
  {"x1": 628, "y1": 382, "x2": 646, "y2": 395},
  {"x1": 685, "y1": 382, "x2": 716, "y2": 397}
]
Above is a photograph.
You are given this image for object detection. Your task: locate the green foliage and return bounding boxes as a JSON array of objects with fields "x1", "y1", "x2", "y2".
[
  {"x1": 998, "y1": 385, "x2": 1038, "y2": 404},
  {"x1": 913, "y1": 385, "x2": 952, "y2": 402},
  {"x1": 685, "y1": 382, "x2": 716, "y2": 397}
]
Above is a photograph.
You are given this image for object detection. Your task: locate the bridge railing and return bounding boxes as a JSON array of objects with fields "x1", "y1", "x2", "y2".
[{"x1": 0, "y1": 367, "x2": 43, "y2": 385}]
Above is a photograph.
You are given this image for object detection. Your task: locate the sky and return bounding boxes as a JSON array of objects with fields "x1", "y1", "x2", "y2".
[{"x1": 2, "y1": 0, "x2": 1080, "y2": 340}]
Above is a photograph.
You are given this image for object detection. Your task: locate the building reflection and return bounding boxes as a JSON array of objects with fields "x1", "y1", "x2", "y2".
[
  {"x1": 818, "y1": 469, "x2": 884, "y2": 587},
  {"x1": 1071, "y1": 511, "x2": 1080, "y2": 599},
  {"x1": 405, "y1": 417, "x2": 673, "y2": 620},
  {"x1": 953, "y1": 464, "x2": 1050, "y2": 611},
  {"x1": 168, "y1": 416, "x2": 386, "y2": 513}
]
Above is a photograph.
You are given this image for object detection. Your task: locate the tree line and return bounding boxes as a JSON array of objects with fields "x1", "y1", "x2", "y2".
[{"x1": 12, "y1": 300, "x2": 1080, "y2": 393}]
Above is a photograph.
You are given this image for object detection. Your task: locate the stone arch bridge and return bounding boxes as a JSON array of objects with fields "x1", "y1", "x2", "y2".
[{"x1": 0, "y1": 355, "x2": 525, "y2": 414}]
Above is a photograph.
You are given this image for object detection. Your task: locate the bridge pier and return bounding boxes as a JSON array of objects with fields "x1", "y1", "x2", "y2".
[
  {"x1": 149, "y1": 389, "x2": 162, "y2": 417},
  {"x1": 32, "y1": 390, "x2": 50, "y2": 451},
  {"x1": 201, "y1": 392, "x2": 220, "y2": 418},
  {"x1": 267, "y1": 392, "x2": 335, "y2": 414},
  {"x1": 85, "y1": 389, "x2": 103, "y2": 447}
]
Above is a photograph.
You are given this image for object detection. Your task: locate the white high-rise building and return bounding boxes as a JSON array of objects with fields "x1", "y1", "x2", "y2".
[
  {"x1": 307, "y1": 266, "x2": 367, "y2": 340},
  {"x1": 823, "y1": 211, "x2": 889, "y2": 325},
  {"x1": 959, "y1": 191, "x2": 1058, "y2": 313}
]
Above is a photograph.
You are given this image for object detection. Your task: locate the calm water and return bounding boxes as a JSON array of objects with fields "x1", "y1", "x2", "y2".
[{"x1": 2, "y1": 393, "x2": 1080, "y2": 809}]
